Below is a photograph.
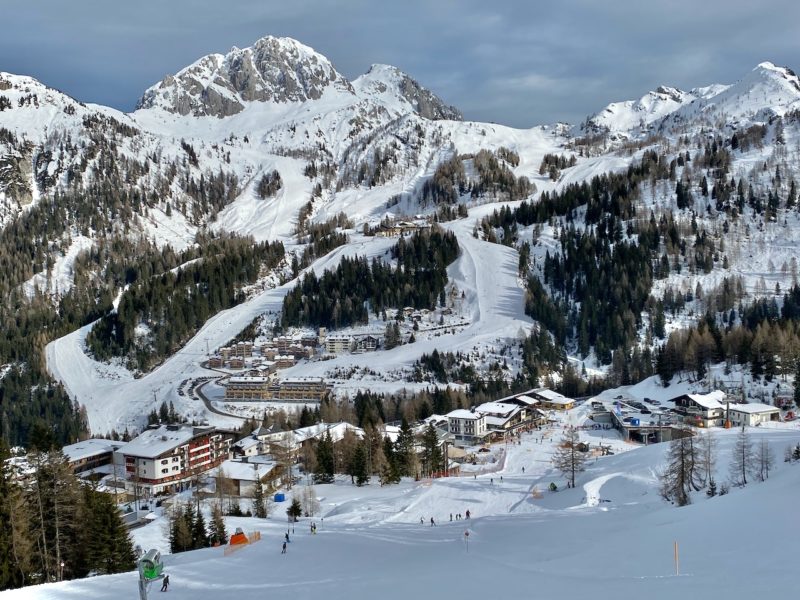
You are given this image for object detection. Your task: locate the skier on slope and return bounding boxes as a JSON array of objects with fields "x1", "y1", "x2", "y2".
[{"x1": 160, "y1": 574, "x2": 170, "y2": 592}]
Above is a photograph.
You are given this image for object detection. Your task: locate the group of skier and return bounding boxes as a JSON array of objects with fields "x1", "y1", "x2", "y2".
[{"x1": 449, "y1": 510, "x2": 470, "y2": 521}]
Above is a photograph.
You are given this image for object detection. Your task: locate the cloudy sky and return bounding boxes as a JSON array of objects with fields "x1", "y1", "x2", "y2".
[{"x1": 2, "y1": 0, "x2": 799, "y2": 127}]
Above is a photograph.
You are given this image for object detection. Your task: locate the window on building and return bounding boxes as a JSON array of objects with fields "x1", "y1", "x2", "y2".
[{"x1": 161, "y1": 469, "x2": 168, "y2": 474}]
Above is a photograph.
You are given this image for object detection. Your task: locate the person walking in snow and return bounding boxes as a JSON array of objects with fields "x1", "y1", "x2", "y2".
[
  {"x1": 282, "y1": 542, "x2": 287, "y2": 554},
  {"x1": 285, "y1": 532, "x2": 290, "y2": 544},
  {"x1": 450, "y1": 513, "x2": 453, "y2": 521},
  {"x1": 430, "y1": 517, "x2": 436, "y2": 526},
  {"x1": 465, "y1": 509, "x2": 470, "y2": 519},
  {"x1": 160, "y1": 574, "x2": 169, "y2": 592},
  {"x1": 420, "y1": 517, "x2": 424, "y2": 525}
]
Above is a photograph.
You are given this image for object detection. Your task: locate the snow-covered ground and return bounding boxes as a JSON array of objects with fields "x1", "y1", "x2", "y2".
[{"x1": 7, "y1": 407, "x2": 800, "y2": 599}]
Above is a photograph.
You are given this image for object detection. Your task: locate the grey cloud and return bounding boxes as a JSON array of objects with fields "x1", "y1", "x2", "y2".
[{"x1": 1, "y1": 0, "x2": 798, "y2": 128}]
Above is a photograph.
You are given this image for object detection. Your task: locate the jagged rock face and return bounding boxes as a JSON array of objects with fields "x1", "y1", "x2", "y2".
[
  {"x1": 136, "y1": 36, "x2": 354, "y2": 117},
  {"x1": 397, "y1": 74, "x2": 462, "y2": 121}
]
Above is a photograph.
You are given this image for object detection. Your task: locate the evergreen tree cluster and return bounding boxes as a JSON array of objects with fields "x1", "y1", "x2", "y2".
[
  {"x1": 281, "y1": 228, "x2": 459, "y2": 330},
  {"x1": 293, "y1": 214, "x2": 352, "y2": 273},
  {"x1": 657, "y1": 287, "x2": 800, "y2": 384},
  {"x1": 86, "y1": 236, "x2": 284, "y2": 371},
  {"x1": 0, "y1": 447, "x2": 135, "y2": 591},
  {"x1": 256, "y1": 169, "x2": 282, "y2": 199},
  {"x1": 418, "y1": 149, "x2": 532, "y2": 208},
  {"x1": 542, "y1": 227, "x2": 654, "y2": 362},
  {"x1": 538, "y1": 152, "x2": 577, "y2": 181},
  {"x1": 168, "y1": 501, "x2": 213, "y2": 554}
]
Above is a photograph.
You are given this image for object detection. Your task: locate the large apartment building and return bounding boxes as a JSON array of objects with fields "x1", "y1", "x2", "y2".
[{"x1": 121, "y1": 425, "x2": 233, "y2": 499}]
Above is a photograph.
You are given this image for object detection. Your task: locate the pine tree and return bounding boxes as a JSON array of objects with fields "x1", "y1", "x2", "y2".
[
  {"x1": 421, "y1": 423, "x2": 443, "y2": 476},
  {"x1": 552, "y1": 427, "x2": 587, "y2": 488},
  {"x1": 208, "y1": 504, "x2": 227, "y2": 546},
  {"x1": 252, "y1": 479, "x2": 267, "y2": 518},
  {"x1": 192, "y1": 509, "x2": 209, "y2": 550},
  {"x1": 286, "y1": 498, "x2": 302, "y2": 522},
  {"x1": 81, "y1": 487, "x2": 135, "y2": 575},
  {"x1": 394, "y1": 417, "x2": 417, "y2": 477},
  {"x1": 729, "y1": 426, "x2": 755, "y2": 487},
  {"x1": 350, "y1": 441, "x2": 369, "y2": 486},
  {"x1": 313, "y1": 430, "x2": 335, "y2": 484}
]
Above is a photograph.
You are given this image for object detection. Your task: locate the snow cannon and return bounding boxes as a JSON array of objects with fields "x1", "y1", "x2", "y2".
[
  {"x1": 138, "y1": 549, "x2": 164, "y2": 581},
  {"x1": 230, "y1": 527, "x2": 249, "y2": 545}
]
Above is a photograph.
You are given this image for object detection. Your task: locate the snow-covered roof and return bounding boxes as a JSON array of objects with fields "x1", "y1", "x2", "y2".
[
  {"x1": 62, "y1": 438, "x2": 127, "y2": 463},
  {"x1": 229, "y1": 376, "x2": 270, "y2": 383},
  {"x1": 484, "y1": 415, "x2": 509, "y2": 428},
  {"x1": 447, "y1": 409, "x2": 480, "y2": 420},
  {"x1": 123, "y1": 425, "x2": 212, "y2": 459},
  {"x1": 728, "y1": 403, "x2": 779, "y2": 414},
  {"x1": 475, "y1": 402, "x2": 520, "y2": 418},
  {"x1": 281, "y1": 377, "x2": 325, "y2": 384},
  {"x1": 532, "y1": 388, "x2": 574, "y2": 404},
  {"x1": 234, "y1": 436, "x2": 261, "y2": 450},
  {"x1": 219, "y1": 459, "x2": 275, "y2": 482},
  {"x1": 292, "y1": 422, "x2": 364, "y2": 444},
  {"x1": 514, "y1": 395, "x2": 539, "y2": 406},
  {"x1": 687, "y1": 391, "x2": 726, "y2": 410}
]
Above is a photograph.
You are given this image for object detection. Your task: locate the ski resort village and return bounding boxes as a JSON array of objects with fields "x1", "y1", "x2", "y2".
[{"x1": 2, "y1": 6, "x2": 800, "y2": 599}]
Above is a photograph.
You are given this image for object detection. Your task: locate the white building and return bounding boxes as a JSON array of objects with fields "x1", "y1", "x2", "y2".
[
  {"x1": 120, "y1": 425, "x2": 233, "y2": 499},
  {"x1": 672, "y1": 391, "x2": 726, "y2": 427},
  {"x1": 325, "y1": 335, "x2": 353, "y2": 354},
  {"x1": 62, "y1": 438, "x2": 127, "y2": 475},
  {"x1": 446, "y1": 409, "x2": 487, "y2": 446},
  {"x1": 474, "y1": 402, "x2": 527, "y2": 433},
  {"x1": 528, "y1": 388, "x2": 575, "y2": 410},
  {"x1": 217, "y1": 458, "x2": 276, "y2": 496},
  {"x1": 727, "y1": 403, "x2": 781, "y2": 427}
]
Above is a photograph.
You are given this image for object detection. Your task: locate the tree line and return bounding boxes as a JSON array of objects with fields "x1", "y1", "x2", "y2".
[{"x1": 0, "y1": 445, "x2": 135, "y2": 591}]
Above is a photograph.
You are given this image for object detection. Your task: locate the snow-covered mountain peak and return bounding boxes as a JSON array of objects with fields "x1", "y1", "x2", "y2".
[
  {"x1": 666, "y1": 61, "x2": 800, "y2": 127},
  {"x1": 353, "y1": 63, "x2": 462, "y2": 121},
  {"x1": 576, "y1": 83, "x2": 695, "y2": 138},
  {"x1": 135, "y1": 35, "x2": 354, "y2": 118}
]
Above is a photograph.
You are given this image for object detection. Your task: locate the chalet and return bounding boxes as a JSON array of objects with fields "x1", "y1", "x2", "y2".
[
  {"x1": 446, "y1": 409, "x2": 488, "y2": 446},
  {"x1": 528, "y1": 388, "x2": 575, "y2": 411},
  {"x1": 474, "y1": 401, "x2": 528, "y2": 434},
  {"x1": 232, "y1": 435, "x2": 261, "y2": 457},
  {"x1": 353, "y1": 335, "x2": 380, "y2": 352},
  {"x1": 62, "y1": 438, "x2": 128, "y2": 476},
  {"x1": 217, "y1": 458, "x2": 276, "y2": 496},
  {"x1": 121, "y1": 425, "x2": 233, "y2": 499},
  {"x1": 727, "y1": 403, "x2": 781, "y2": 427},
  {"x1": 671, "y1": 391, "x2": 726, "y2": 427},
  {"x1": 208, "y1": 356, "x2": 224, "y2": 368}
]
